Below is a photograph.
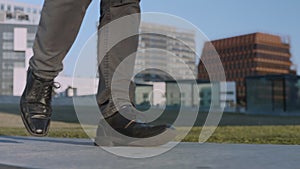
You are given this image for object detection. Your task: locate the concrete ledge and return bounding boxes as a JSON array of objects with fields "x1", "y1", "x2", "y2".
[
  {"x1": 0, "y1": 136, "x2": 299, "y2": 169},
  {"x1": 0, "y1": 96, "x2": 74, "y2": 106}
]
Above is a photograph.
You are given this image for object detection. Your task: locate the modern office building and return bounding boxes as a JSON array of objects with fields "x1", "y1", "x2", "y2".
[
  {"x1": 0, "y1": 0, "x2": 41, "y2": 95},
  {"x1": 198, "y1": 32, "x2": 295, "y2": 105},
  {"x1": 134, "y1": 22, "x2": 197, "y2": 82}
]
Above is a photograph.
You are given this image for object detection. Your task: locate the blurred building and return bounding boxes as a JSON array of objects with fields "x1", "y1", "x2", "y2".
[
  {"x1": 0, "y1": 0, "x2": 41, "y2": 25},
  {"x1": 0, "y1": 0, "x2": 41, "y2": 95},
  {"x1": 246, "y1": 74, "x2": 300, "y2": 115},
  {"x1": 134, "y1": 82, "x2": 167, "y2": 107},
  {"x1": 165, "y1": 80, "x2": 237, "y2": 112},
  {"x1": 198, "y1": 32, "x2": 295, "y2": 105},
  {"x1": 135, "y1": 22, "x2": 197, "y2": 82},
  {"x1": 13, "y1": 50, "x2": 99, "y2": 97},
  {"x1": 133, "y1": 80, "x2": 236, "y2": 112}
]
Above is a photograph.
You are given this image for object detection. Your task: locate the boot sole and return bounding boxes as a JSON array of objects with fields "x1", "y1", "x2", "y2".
[{"x1": 94, "y1": 128, "x2": 177, "y2": 147}]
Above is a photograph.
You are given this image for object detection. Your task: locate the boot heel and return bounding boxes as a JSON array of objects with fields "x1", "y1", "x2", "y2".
[
  {"x1": 94, "y1": 136, "x2": 114, "y2": 146},
  {"x1": 94, "y1": 123, "x2": 114, "y2": 146}
]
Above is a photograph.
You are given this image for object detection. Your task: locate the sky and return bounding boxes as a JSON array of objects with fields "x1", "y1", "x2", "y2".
[{"x1": 17, "y1": 0, "x2": 300, "y2": 75}]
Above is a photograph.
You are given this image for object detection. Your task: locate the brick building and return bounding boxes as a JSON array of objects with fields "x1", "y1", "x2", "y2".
[{"x1": 198, "y1": 32, "x2": 295, "y2": 105}]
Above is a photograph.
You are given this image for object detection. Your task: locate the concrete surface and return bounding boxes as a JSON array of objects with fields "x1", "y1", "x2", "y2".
[{"x1": 0, "y1": 136, "x2": 299, "y2": 169}]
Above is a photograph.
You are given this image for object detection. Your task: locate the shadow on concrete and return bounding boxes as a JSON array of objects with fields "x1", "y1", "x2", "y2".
[
  {"x1": 0, "y1": 164, "x2": 35, "y2": 169},
  {"x1": 1, "y1": 136, "x2": 94, "y2": 147},
  {"x1": 0, "y1": 139, "x2": 22, "y2": 144}
]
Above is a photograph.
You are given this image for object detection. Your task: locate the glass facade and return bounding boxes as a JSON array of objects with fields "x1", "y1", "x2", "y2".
[
  {"x1": 165, "y1": 81, "x2": 222, "y2": 110},
  {"x1": 285, "y1": 77, "x2": 300, "y2": 113},
  {"x1": 246, "y1": 75, "x2": 300, "y2": 115}
]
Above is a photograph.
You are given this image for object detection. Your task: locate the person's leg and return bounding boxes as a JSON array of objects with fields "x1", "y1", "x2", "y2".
[
  {"x1": 20, "y1": 0, "x2": 91, "y2": 136},
  {"x1": 97, "y1": 0, "x2": 140, "y2": 118},
  {"x1": 30, "y1": 0, "x2": 91, "y2": 79},
  {"x1": 95, "y1": 0, "x2": 176, "y2": 146}
]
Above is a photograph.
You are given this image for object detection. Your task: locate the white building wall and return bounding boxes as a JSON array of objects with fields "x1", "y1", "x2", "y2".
[
  {"x1": 152, "y1": 82, "x2": 166, "y2": 106},
  {"x1": 220, "y1": 81, "x2": 237, "y2": 108},
  {"x1": 14, "y1": 27, "x2": 27, "y2": 51},
  {"x1": 13, "y1": 67, "x2": 26, "y2": 96},
  {"x1": 13, "y1": 66, "x2": 99, "y2": 97},
  {"x1": 56, "y1": 76, "x2": 98, "y2": 96},
  {"x1": 25, "y1": 48, "x2": 32, "y2": 68}
]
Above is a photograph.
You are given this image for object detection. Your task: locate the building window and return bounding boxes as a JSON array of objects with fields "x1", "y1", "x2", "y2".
[
  {"x1": 7, "y1": 5, "x2": 11, "y2": 11},
  {"x1": 27, "y1": 33, "x2": 36, "y2": 41},
  {"x1": 3, "y1": 52, "x2": 26, "y2": 60},
  {"x1": 2, "y1": 52, "x2": 13, "y2": 59},
  {"x1": 143, "y1": 93, "x2": 148, "y2": 100},
  {"x1": 27, "y1": 42, "x2": 34, "y2": 48},
  {"x1": 14, "y1": 6, "x2": 24, "y2": 12},
  {"x1": 1, "y1": 82, "x2": 11, "y2": 89},
  {"x1": 17, "y1": 13, "x2": 29, "y2": 21},
  {"x1": 1, "y1": 91, "x2": 11, "y2": 95},
  {"x1": 2, "y1": 42, "x2": 13, "y2": 50},
  {"x1": 2, "y1": 62, "x2": 14, "y2": 69},
  {"x1": 2, "y1": 32, "x2": 13, "y2": 40},
  {"x1": 2, "y1": 71, "x2": 12, "y2": 79},
  {"x1": 0, "y1": 4, "x2": 4, "y2": 11},
  {"x1": 14, "y1": 62, "x2": 25, "y2": 68}
]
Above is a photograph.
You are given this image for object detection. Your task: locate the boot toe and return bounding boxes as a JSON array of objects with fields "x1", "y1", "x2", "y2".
[{"x1": 27, "y1": 117, "x2": 50, "y2": 136}]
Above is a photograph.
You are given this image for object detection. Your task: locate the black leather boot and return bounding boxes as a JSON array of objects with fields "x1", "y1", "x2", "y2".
[
  {"x1": 94, "y1": 105, "x2": 176, "y2": 146},
  {"x1": 20, "y1": 69, "x2": 59, "y2": 136}
]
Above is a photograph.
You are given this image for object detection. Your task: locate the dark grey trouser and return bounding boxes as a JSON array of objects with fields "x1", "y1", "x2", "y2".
[{"x1": 29, "y1": 0, "x2": 140, "y2": 118}]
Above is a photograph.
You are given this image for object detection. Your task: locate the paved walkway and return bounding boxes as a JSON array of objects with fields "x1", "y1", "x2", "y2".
[{"x1": 0, "y1": 136, "x2": 299, "y2": 169}]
